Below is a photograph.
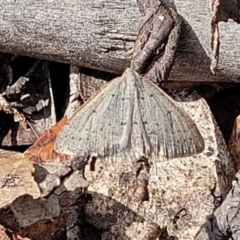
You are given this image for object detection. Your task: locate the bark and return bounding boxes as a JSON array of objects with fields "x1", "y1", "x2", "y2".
[
  {"x1": 0, "y1": 0, "x2": 240, "y2": 82},
  {"x1": 195, "y1": 171, "x2": 240, "y2": 240},
  {"x1": 66, "y1": 192, "x2": 86, "y2": 240}
]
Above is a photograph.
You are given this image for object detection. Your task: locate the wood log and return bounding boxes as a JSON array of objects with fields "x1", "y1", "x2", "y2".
[
  {"x1": 0, "y1": 0, "x2": 138, "y2": 74},
  {"x1": 0, "y1": 0, "x2": 240, "y2": 82}
]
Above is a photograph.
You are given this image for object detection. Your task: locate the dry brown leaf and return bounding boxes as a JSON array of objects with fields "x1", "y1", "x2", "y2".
[
  {"x1": 24, "y1": 116, "x2": 68, "y2": 163},
  {"x1": 0, "y1": 149, "x2": 40, "y2": 208},
  {"x1": 23, "y1": 116, "x2": 74, "y2": 197},
  {"x1": 8, "y1": 116, "x2": 87, "y2": 227},
  {"x1": 24, "y1": 115, "x2": 88, "y2": 199}
]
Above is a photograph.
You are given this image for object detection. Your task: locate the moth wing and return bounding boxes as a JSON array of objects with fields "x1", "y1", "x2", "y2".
[
  {"x1": 136, "y1": 76, "x2": 204, "y2": 159},
  {"x1": 54, "y1": 69, "x2": 137, "y2": 159},
  {"x1": 55, "y1": 68, "x2": 204, "y2": 160}
]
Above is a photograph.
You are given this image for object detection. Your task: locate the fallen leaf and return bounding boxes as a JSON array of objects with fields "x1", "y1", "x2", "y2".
[
  {"x1": 13, "y1": 116, "x2": 87, "y2": 226},
  {"x1": 0, "y1": 149, "x2": 40, "y2": 208},
  {"x1": 24, "y1": 116, "x2": 68, "y2": 163}
]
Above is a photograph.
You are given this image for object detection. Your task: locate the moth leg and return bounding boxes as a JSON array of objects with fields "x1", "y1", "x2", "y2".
[
  {"x1": 134, "y1": 156, "x2": 150, "y2": 202},
  {"x1": 131, "y1": 1, "x2": 182, "y2": 82}
]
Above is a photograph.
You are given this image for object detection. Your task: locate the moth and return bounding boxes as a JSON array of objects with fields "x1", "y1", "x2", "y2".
[{"x1": 54, "y1": 68, "x2": 204, "y2": 163}]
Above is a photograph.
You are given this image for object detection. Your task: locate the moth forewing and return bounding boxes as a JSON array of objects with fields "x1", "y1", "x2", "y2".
[
  {"x1": 55, "y1": 69, "x2": 138, "y2": 159},
  {"x1": 138, "y1": 75, "x2": 204, "y2": 158},
  {"x1": 54, "y1": 74, "x2": 121, "y2": 155}
]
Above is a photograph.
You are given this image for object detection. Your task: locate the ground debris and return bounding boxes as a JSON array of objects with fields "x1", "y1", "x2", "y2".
[
  {"x1": 0, "y1": 149, "x2": 40, "y2": 209},
  {"x1": 196, "y1": 170, "x2": 240, "y2": 239},
  {"x1": 82, "y1": 90, "x2": 234, "y2": 239},
  {"x1": 5, "y1": 88, "x2": 234, "y2": 239}
]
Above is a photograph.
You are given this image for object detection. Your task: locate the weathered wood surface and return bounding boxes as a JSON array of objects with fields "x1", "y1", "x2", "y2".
[
  {"x1": 196, "y1": 171, "x2": 240, "y2": 240},
  {"x1": 0, "y1": 0, "x2": 240, "y2": 82},
  {"x1": 0, "y1": 0, "x2": 138, "y2": 75}
]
